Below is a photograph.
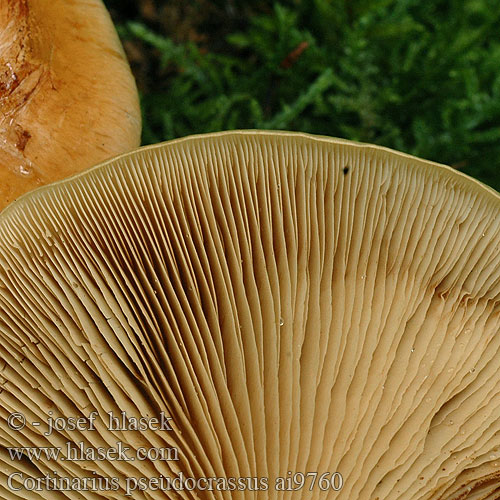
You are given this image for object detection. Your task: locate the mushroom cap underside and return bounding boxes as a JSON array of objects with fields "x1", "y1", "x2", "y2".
[{"x1": 0, "y1": 131, "x2": 500, "y2": 499}]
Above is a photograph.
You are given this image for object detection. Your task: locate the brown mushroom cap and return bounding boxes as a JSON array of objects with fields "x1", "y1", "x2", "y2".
[
  {"x1": 0, "y1": 131, "x2": 500, "y2": 498},
  {"x1": 0, "y1": 0, "x2": 141, "y2": 211}
]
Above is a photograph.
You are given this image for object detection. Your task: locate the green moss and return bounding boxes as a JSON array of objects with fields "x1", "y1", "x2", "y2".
[{"x1": 108, "y1": 0, "x2": 500, "y2": 190}]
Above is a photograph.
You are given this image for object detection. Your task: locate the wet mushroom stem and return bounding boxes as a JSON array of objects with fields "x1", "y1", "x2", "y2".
[
  {"x1": 0, "y1": 0, "x2": 141, "y2": 211},
  {"x1": 0, "y1": 131, "x2": 499, "y2": 499}
]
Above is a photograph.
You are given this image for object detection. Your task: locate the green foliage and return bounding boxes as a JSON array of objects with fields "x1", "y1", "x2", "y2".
[{"x1": 117, "y1": 0, "x2": 500, "y2": 190}]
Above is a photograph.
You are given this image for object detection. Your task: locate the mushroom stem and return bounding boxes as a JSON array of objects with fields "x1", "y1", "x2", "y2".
[{"x1": 0, "y1": 0, "x2": 141, "y2": 210}]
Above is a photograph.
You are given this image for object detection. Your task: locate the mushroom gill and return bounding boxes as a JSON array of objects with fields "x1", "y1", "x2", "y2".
[{"x1": 0, "y1": 131, "x2": 500, "y2": 499}]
